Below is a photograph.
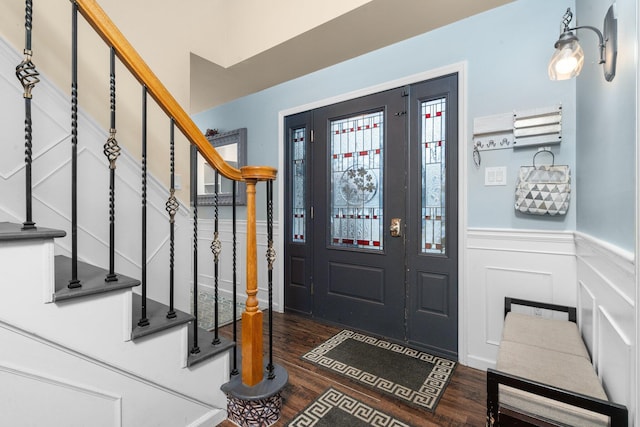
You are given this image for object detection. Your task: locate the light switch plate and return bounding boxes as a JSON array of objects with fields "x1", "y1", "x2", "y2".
[{"x1": 485, "y1": 166, "x2": 507, "y2": 186}]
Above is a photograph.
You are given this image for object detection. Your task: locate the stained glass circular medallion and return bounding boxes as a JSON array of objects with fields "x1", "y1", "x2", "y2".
[{"x1": 339, "y1": 166, "x2": 378, "y2": 205}]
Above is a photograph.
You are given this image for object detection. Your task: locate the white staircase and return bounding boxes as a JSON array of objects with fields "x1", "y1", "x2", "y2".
[
  {"x1": 0, "y1": 225, "x2": 229, "y2": 426},
  {"x1": 1, "y1": 33, "x2": 232, "y2": 426}
]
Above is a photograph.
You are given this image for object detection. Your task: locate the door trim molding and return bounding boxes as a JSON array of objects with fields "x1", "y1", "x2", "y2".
[{"x1": 277, "y1": 61, "x2": 469, "y2": 362}]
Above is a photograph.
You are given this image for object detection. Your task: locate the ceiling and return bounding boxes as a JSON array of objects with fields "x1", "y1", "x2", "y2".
[{"x1": 189, "y1": 0, "x2": 514, "y2": 113}]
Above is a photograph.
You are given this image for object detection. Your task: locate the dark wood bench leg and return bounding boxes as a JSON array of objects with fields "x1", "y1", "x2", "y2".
[{"x1": 487, "y1": 369, "x2": 499, "y2": 426}]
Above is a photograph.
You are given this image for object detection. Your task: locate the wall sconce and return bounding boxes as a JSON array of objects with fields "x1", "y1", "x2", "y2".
[{"x1": 548, "y1": 6, "x2": 617, "y2": 82}]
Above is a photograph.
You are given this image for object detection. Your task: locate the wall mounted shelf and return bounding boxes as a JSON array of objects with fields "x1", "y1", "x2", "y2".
[{"x1": 473, "y1": 104, "x2": 562, "y2": 152}]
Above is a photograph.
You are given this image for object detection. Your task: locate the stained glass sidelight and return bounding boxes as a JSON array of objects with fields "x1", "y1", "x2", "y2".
[
  {"x1": 330, "y1": 111, "x2": 384, "y2": 250},
  {"x1": 421, "y1": 98, "x2": 446, "y2": 254},
  {"x1": 291, "y1": 127, "x2": 306, "y2": 243}
]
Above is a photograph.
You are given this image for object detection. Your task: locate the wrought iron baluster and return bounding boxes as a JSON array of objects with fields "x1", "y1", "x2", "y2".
[
  {"x1": 137, "y1": 86, "x2": 149, "y2": 327},
  {"x1": 16, "y1": 0, "x2": 39, "y2": 231},
  {"x1": 211, "y1": 171, "x2": 221, "y2": 345},
  {"x1": 231, "y1": 181, "x2": 238, "y2": 376},
  {"x1": 166, "y1": 119, "x2": 178, "y2": 319},
  {"x1": 191, "y1": 150, "x2": 200, "y2": 354},
  {"x1": 266, "y1": 179, "x2": 276, "y2": 379},
  {"x1": 68, "y1": 1, "x2": 81, "y2": 289},
  {"x1": 104, "y1": 47, "x2": 120, "y2": 282}
]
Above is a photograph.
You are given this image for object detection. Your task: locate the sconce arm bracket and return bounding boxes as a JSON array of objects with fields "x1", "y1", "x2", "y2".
[{"x1": 568, "y1": 25, "x2": 605, "y2": 64}]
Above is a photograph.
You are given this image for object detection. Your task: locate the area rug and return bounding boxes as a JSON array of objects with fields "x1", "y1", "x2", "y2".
[
  {"x1": 287, "y1": 388, "x2": 411, "y2": 427},
  {"x1": 192, "y1": 291, "x2": 244, "y2": 331},
  {"x1": 301, "y1": 330, "x2": 456, "y2": 412}
]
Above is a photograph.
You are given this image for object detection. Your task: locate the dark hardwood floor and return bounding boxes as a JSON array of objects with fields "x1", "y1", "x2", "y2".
[{"x1": 217, "y1": 312, "x2": 487, "y2": 426}]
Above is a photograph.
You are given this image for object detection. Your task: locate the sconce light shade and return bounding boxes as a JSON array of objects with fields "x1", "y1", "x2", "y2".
[
  {"x1": 548, "y1": 6, "x2": 617, "y2": 82},
  {"x1": 548, "y1": 32, "x2": 584, "y2": 80}
]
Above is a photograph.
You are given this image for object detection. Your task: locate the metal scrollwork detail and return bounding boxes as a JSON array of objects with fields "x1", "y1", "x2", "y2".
[
  {"x1": 103, "y1": 129, "x2": 121, "y2": 169},
  {"x1": 210, "y1": 232, "x2": 222, "y2": 262},
  {"x1": 561, "y1": 8, "x2": 573, "y2": 31},
  {"x1": 266, "y1": 241, "x2": 276, "y2": 270},
  {"x1": 16, "y1": 51, "x2": 40, "y2": 99},
  {"x1": 165, "y1": 190, "x2": 179, "y2": 223}
]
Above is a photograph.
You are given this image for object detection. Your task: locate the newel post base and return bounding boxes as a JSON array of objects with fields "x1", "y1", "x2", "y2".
[
  {"x1": 221, "y1": 364, "x2": 288, "y2": 427},
  {"x1": 241, "y1": 309, "x2": 263, "y2": 385}
]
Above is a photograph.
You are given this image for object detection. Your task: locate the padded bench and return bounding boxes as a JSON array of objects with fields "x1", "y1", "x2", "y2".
[{"x1": 487, "y1": 297, "x2": 628, "y2": 426}]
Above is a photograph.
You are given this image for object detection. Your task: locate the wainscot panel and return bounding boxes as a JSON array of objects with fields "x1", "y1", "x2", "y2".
[
  {"x1": 465, "y1": 228, "x2": 576, "y2": 371},
  {"x1": 575, "y1": 232, "x2": 635, "y2": 419}
]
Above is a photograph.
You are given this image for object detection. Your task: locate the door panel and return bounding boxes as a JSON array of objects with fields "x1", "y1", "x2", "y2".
[
  {"x1": 313, "y1": 89, "x2": 406, "y2": 339},
  {"x1": 407, "y1": 75, "x2": 458, "y2": 358},
  {"x1": 284, "y1": 112, "x2": 313, "y2": 314},
  {"x1": 416, "y1": 272, "x2": 450, "y2": 316},
  {"x1": 328, "y1": 262, "x2": 385, "y2": 302}
]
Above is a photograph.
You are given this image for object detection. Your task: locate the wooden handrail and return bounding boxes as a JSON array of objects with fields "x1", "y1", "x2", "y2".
[{"x1": 74, "y1": 0, "x2": 276, "y2": 183}]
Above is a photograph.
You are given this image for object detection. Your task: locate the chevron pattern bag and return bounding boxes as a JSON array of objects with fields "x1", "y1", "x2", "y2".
[{"x1": 514, "y1": 153, "x2": 570, "y2": 216}]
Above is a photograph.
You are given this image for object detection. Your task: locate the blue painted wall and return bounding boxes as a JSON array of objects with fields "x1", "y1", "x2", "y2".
[
  {"x1": 193, "y1": 0, "x2": 578, "y2": 229},
  {"x1": 576, "y1": 0, "x2": 637, "y2": 252}
]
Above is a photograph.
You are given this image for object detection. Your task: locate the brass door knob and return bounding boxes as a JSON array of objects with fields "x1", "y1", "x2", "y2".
[{"x1": 390, "y1": 218, "x2": 402, "y2": 237}]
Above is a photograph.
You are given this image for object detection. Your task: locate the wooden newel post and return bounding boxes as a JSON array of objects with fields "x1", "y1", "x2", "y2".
[
  {"x1": 242, "y1": 177, "x2": 262, "y2": 386},
  {"x1": 240, "y1": 166, "x2": 276, "y2": 387}
]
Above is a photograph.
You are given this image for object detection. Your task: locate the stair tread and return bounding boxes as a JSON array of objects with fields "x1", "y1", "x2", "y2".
[
  {"x1": 53, "y1": 255, "x2": 139, "y2": 302},
  {"x1": 187, "y1": 326, "x2": 235, "y2": 368},
  {"x1": 131, "y1": 294, "x2": 195, "y2": 340},
  {"x1": 0, "y1": 221, "x2": 66, "y2": 241}
]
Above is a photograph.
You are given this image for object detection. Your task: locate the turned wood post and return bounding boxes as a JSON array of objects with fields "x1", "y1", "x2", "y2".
[{"x1": 241, "y1": 166, "x2": 276, "y2": 387}]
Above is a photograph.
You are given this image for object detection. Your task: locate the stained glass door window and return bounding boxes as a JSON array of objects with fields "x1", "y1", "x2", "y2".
[
  {"x1": 421, "y1": 98, "x2": 446, "y2": 254},
  {"x1": 330, "y1": 111, "x2": 384, "y2": 250},
  {"x1": 291, "y1": 127, "x2": 306, "y2": 243}
]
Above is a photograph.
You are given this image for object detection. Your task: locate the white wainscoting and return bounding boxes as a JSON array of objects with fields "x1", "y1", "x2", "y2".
[
  {"x1": 465, "y1": 228, "x2": 577, "y2": 370},
  {"x1": 575, "y1": 232, "x2": 636, "y2": 420},
  {"x1": 465, "y1": 229, "x2": 636, "y2": 422},
  {"x1": 0, "y1": 321, "x2": 225, "y2": 427},
  {"x1": 0, "y1": 363, "x2": 122, "y2": 427}
]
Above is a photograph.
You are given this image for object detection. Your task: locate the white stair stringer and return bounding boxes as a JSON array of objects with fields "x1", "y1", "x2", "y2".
[{"x1": 0, "y1": 238, "x2": 230, "y2": 426}]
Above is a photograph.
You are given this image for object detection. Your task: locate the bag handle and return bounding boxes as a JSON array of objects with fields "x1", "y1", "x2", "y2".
[{"x1": 532, "y1": 149, "x2": 555, "y2": 167}]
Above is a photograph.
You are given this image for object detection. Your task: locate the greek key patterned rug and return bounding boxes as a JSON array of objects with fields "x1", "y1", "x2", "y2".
[
  {"x1": 287, "y1": 388, "x2": 411, "y2": 427},
  {"x1": 301, "y1": 330, "x2": 456, "y2": 412}
]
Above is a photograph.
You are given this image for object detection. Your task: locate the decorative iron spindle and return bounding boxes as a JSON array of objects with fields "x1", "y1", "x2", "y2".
[
  {"x1": 191, "y1": 155, "x2": 201, "y2": 355},
  {"x1": 137, "y1": 86, "x2": 149, "y2": 327},
  {"x1": 104, "y1": 47, "x2": 120, "y2": 282},
  {"x1": 68, "y1": 1, "x2": 81, "y2": 289},
  {"x1": 16, "y1": 0, "x2": 39, "y2": 231},
  {"x1": 211, "y1": 171, "x2": 221, "y2": 345},
  {"x1": 166, "y1": 119, "x2": 178, "y2": 319},
  {"x1": 266, "y1": 179, "x2": 276, "y2": 379},
  {"x1": 231, "y1": 181, "x2": 239, "y2": 376}
]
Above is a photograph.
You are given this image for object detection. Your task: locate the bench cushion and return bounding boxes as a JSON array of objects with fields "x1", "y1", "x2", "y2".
[
  {"x1": 497, "y1": 340, "x2": 609, "y2": 426},
  {"x1": 502, "y1": 312, "x2": 590, "y2": 359}
]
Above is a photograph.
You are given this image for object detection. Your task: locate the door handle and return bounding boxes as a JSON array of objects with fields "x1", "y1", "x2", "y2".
[{"x1": 390, "y1": 218, "x2": 402, "y2": 237}]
